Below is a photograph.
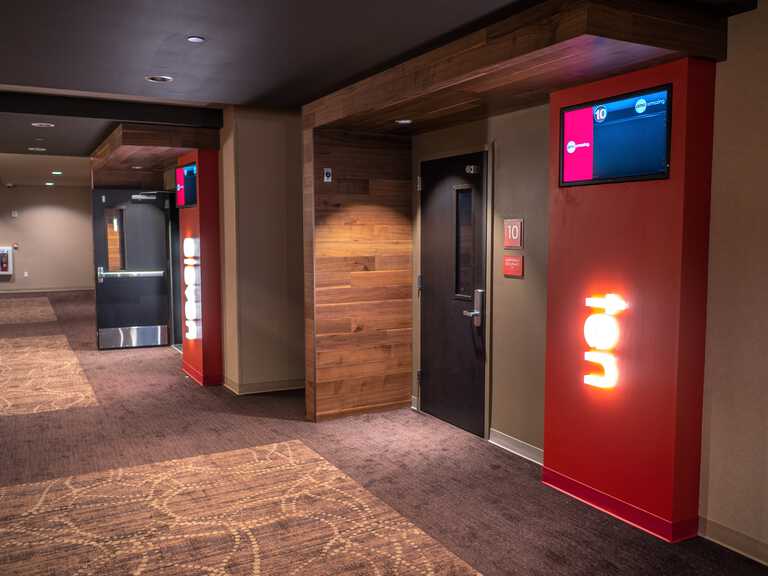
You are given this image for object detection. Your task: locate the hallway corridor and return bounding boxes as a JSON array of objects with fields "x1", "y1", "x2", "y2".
[{"x1": 0, "y1": 291, "x2": 764, "y2": 575}]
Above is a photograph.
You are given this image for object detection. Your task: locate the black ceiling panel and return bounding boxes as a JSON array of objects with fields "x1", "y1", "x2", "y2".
[{"x1": 0, "y1": 0, "x2": 521, "y2": 107}]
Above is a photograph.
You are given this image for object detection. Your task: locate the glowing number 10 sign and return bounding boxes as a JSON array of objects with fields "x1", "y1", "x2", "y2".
[{"x1": 583, "y1": 293, "x2": 628, "y2": 389}]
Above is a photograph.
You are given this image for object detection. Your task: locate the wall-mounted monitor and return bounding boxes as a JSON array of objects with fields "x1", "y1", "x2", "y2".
[
  {"x1": 175, "y1": 163, "x2": 198, "y2": 207},
  {"x1": 560, "y1": 85, "x2": 671, "y2": 186}
]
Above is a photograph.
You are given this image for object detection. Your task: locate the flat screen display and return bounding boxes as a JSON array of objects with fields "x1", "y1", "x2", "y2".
[
  {"x1": 176, "y1": 164, "x2": 198, "y2": 207},
  {"x1": 560, "y1": 85, "x2": 671, "y2": 186}
]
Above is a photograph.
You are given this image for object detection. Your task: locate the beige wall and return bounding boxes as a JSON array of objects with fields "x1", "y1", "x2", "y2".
[
  {"x1": 699, "y1": 3, "x2": 768, "y2": 564},
  {"x1": 413, "y1": 104, "x2": 549, "y2": 450},
  {"x1": 220, "y1": 107, "x2": 241, "y2": 388},
  {"x1": 220, "y1": 107, "x2": 305, "y2": 394},
  {"x1": 0, "y1": 186, "x2": 94, "y2": 292},
  {"x1": 488, "y1": 107, "x2": 549, "y2": 449}
]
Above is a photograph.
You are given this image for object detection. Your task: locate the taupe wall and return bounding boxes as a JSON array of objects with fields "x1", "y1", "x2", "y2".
[
  {"x1": 0, "y1": 186, "x2": 94, "y2": 292},
  {"x1": 220, "y1": 108, "x2": 241, "y2": 387},
  {"x1": 699, "y1": 3, "x2": 768, "y2": 563},
  {"x1": 488, "y1": 107, "x2": 549, "y2": 449},
  {"x1": 219, "y1": 107, "x2": 305, "y2": 394},
  {"x1": 413, "y1": 104, "x2": 549, "y2": 450}
]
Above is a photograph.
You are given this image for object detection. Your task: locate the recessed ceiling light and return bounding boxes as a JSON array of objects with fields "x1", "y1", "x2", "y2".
[
  {"x1": 186, "y1": 35, "x2": 206, "y2": 43},
  {"x1": 131, "y1": 165, "x2": 143, "y2": 170},
  {"x1": 395, "y1": 119, "x2": 413, "y2": 126},
  {"x1": 144, "y1": 74, "x2": 174, "y2": 83},
  {"x1": 51, "y1": 170, "x2": 63, "y2": 176},
  {"x1": 27, "y1": 146, "x2": 47, "y2": 152},
  {"x1": 31, "y1": 122, "x2": 55, "y2": 128},
  {"x1": 34, "y1": 137, "x2": 46, "y2": 142},
  {"x1": 44, "y1": 182, "x2": 55, "y2": 186}
]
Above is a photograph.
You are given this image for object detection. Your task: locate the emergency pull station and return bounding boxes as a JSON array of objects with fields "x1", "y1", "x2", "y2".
[{"x1": 0, "y1": 246, "x2": 13, "y2": 276}]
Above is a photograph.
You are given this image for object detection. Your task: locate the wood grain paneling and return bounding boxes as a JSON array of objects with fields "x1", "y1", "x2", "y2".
[
  {"x1": 303, "y1": 0, "x2": 734, "y2": 135},
  {"x1": 304, "y1": 129, "x2": 412, "y2": 420},
  {"x1": 92, "y1": 123, "x2": 219, "y2": 189}
]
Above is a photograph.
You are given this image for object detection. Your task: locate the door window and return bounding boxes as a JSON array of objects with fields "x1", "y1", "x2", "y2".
[
  {"x1": 455, "y1": 188, "x2": 474, "y2": 297},
  {"x1": 104, "y1": 207, "x2": 126, "y2": 271}
]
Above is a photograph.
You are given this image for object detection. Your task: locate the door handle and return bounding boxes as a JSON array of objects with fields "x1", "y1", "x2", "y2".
[
  {"x1": 97, "y1": 266, "x2": 165, "y2": 283},
  {"x1": 462, "y1": 289, "x2": 485, "y2": 328}
]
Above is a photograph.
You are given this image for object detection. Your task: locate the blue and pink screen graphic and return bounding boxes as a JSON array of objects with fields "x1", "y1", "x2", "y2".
[{"x1": 561, "y1": 88, "x2": 669, "y2": 184}]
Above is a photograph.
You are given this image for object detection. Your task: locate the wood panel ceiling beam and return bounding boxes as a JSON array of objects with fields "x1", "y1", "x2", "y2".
[
  {"x1": 303, "y1": 0, "x2": 735, "y2": 131},
  {"x1": 91, "y1": 123, "x2": 219, "y2": 189}
]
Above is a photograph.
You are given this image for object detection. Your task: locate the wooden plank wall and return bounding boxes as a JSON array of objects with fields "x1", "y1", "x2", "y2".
[{"x1": 305, "y1": 129, "x2": 413, "y2": 419}]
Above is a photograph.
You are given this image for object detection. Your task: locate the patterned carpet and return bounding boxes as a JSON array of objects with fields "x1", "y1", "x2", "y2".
[
  {"x1": 0, "y1": 334, "x2": 96, "y2": 416},
  {"x1": 0, "y1": 297, "x2": 57, "y2": 325},
  {"x1": 0, "y1": 440, "x2": 478, "y2": 575}
]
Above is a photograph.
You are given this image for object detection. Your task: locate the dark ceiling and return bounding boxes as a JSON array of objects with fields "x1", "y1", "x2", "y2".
[
  {"x1": 0, "y1": 113, "x2": 114, "y2": 157},
  {"x1": 0, "y1": 0, "x2": 525, "y2": 108},
  {"x1": 0, "y1": 0, "x2": 755, "y2": 158}
]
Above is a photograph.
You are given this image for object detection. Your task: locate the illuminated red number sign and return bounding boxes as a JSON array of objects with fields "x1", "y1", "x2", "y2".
[
  {"x1": 583, "y1": 294, "x2": 628, "y2": 389},
  {"x1": 504, "y1": 218, "x2": 523, "y2": 249}
]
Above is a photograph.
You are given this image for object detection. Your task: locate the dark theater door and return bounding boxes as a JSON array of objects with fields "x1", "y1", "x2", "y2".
[
  {"x1": 92, "y1": 190, "x2": 176, "y2": 350},
  {"x1": 420, "y1": 152, "x2": 487, "y2": 436}
]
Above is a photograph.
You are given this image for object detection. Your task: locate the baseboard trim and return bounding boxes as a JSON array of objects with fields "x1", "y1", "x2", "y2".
[
  {"x1": 182, "y1": 361, "x2": 204, "y2": 386},
  {"x1": 224, "y1": 378, "x2": 304, "y2": 396},
  {"x1": 0, "y1": 286, "x2": 94, "y2": 294},
  {"x1": 700, "y1": 517, "x2": 768, "y2": 567},
  {"x1": 542, "y1": 467, "x2": 698, "y2": 542},
  {"x1": 488, "y1": 428, "x2": 544, "y2": 465},
  {"x1": 316, "y1": 399, "x2": 411, "y2": 421}
]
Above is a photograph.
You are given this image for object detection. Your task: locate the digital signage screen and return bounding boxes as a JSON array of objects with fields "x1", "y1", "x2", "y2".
[
  {"x1": 560, "y1": 85, "x2": 671, "y2": 186},
  {"x1": 176, "y1": 164, "x2": 198, "y2": 207}
]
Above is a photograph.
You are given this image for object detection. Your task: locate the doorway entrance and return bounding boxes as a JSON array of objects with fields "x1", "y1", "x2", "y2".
[
  {"x1": 92, "y1": 189, "x2": 179, "y2": 350},
  {"x1": 420, "y1": 152, "x2": 487, "y2": 436}
]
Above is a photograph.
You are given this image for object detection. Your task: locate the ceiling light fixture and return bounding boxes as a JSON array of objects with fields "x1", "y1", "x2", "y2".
[
  {"x1": 31, "y1": 122, "x2": 56, "y2": 128},
  {"x1": 51, "y1": 170, "x2": 63, "y2": 176},
  {"x1": 44, "y1": 182, "x2": 55, "y2": 186},
  {"x1": 131, "y1": 165, "x2": 143, "y2": 170},
  {"x1": 395, "y1": 119, "x2": 413, "y2": 125},
  {"x1": 144, "y1": 75, "x2": 174, "y2": 83},
  {"x1": 27, "y1": 146, "x2": 47, "y2": 152},
  {"x1": 186, "y1": 35, "x2": 206, "y2": 43}
]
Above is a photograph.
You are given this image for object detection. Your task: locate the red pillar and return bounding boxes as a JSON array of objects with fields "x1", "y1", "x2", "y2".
[
  {"x1": 178, "y1": 149, "x2": 222, "y2": 386},
  {"x1": 543, "y1": 58, "x2": 715, "y2": 542}
]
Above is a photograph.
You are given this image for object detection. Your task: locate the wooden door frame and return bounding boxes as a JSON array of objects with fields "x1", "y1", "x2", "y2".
[{"x1": 413, "y1": 144, "x2": 494, "y2": 439}]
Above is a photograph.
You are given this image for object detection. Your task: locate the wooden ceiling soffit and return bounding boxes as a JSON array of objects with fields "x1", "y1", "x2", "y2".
[
  {"x1": 302, "y1": 0, "x2": 731, "y2": 131},
  {"x1": 92, "y1": 123, "x2": 219, "y2": 189}
]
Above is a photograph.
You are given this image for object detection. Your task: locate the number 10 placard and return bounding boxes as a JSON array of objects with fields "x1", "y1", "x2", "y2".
[{"x1": 504, "y1": 218, "x2": 523, "y2": 249}]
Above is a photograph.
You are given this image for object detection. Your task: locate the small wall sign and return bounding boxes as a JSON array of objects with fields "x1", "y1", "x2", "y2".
[
  {"x1": 504, "y1": 218, "x2": 523, "y2": 249},
  {"x1": 504, "y1": 254, "x2": 524, "y2": 278}
]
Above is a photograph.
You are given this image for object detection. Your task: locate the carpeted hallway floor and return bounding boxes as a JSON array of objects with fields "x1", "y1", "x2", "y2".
[{"x1": 0, "y1": 291, "x2": 765, "y2": 575}]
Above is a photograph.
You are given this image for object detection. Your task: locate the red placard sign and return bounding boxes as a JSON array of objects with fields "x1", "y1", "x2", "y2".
[
  {"x1": 504, "y1": 254, "x2": 524, "y2": 278},
  {"x1": 504, "y1": 218, "x2": 523, "y2": 248}
]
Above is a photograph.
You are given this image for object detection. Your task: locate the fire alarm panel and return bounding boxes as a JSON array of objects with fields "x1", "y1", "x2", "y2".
[{"x1": 0, "y1": 246, "x2": 13, "y2": 276}]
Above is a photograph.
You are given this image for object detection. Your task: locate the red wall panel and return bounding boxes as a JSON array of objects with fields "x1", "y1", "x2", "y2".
[
  {"x1": 543, "y1": 59, "x2": 715, "y2": 542},
  {"x1": 179, "y1": 149, "x2": 223, "y2": 386}
]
